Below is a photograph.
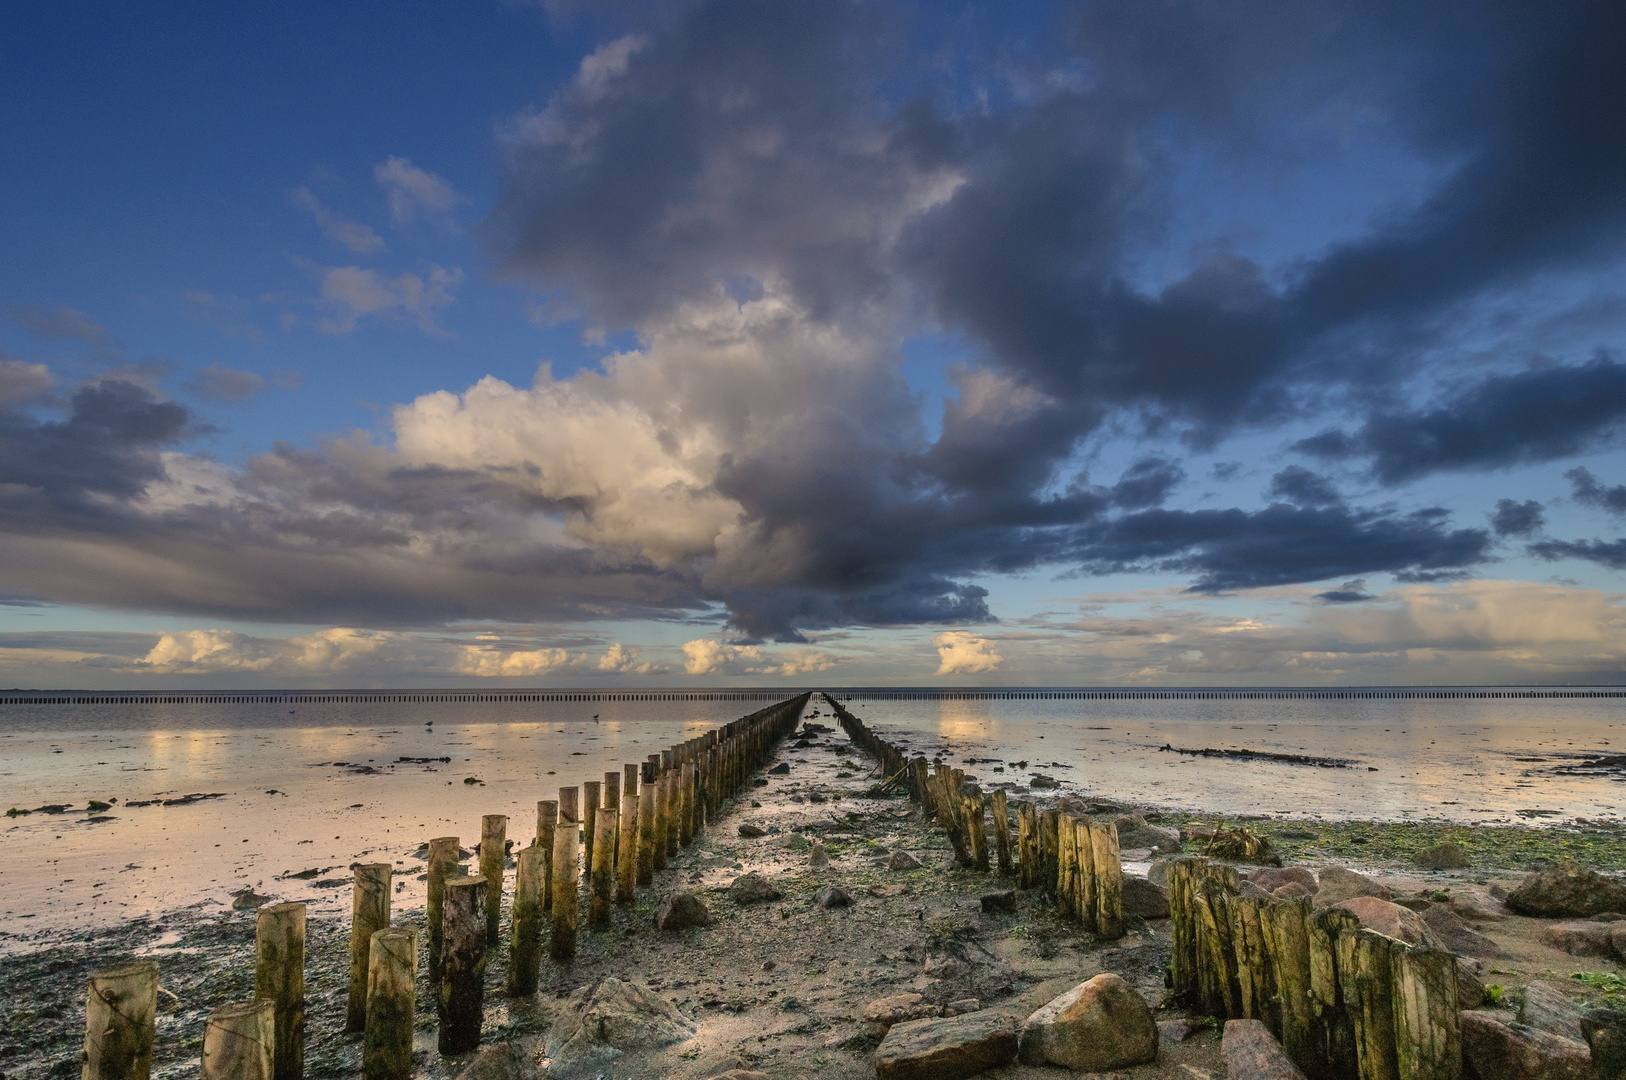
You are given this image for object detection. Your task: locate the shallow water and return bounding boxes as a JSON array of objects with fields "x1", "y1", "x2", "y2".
[{"x1": 4, "y1": 687, "x2": 1623, "y2": 943}]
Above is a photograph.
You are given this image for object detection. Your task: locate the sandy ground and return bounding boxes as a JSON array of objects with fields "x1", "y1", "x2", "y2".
[{"x1": 4, "y1": 702, "x2": 1624, "y2": 1080}]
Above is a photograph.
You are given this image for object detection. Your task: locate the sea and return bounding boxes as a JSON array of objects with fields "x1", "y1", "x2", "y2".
[{"x1": 2, "y1": 684, "x2": 1621, "y2": 945}]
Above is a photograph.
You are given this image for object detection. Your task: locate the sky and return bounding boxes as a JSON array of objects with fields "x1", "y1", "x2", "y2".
[{"x1": 4, "y1": 0, "x2": 1626, "y2": 689}]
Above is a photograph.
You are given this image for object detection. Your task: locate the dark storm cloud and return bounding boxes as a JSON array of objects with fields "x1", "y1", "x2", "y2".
[
  {"x1": 1530, "y1": 538, "x2": 1626, "y2": 571},
  {"x1": 1491, "y1": 498, "x2": 1544, "y2": 537},
  {"x1": 1568, "y1": 467, "x2": 1626, "y2": 514},
  {"x1": 1268, "y1": 466, "x2": 1341, "y2": 508},
  {"x1": 1293, "y1": 357, "x2": 1626, "y2": 482},
  {"x1": 1110, "y1": 458, "x2": 1185, "y2": 510}
]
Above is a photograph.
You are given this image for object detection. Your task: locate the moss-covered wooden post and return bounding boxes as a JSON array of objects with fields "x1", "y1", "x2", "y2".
[
  {"x1": 1075, "y1": 817, "x2": 1098, "y2": 934},
  {"x1": 201, "y1": 1000, "x2": 274, "y2": 1080},
  {"x1": 479, "y1": 815, "x2": 507, "y2": 947},
  {"x1": 963, "y1": 786, "x2": 989, "y2": 871},
  {"x1": 82, "y1": 959, "x2": 158, "y2": 1080},
  {"x1": 1261, "y1": 894, "x2": 1316, "y2": 1068},
  {"x1": 534, "y1": 801, "x2": 556, "y2": 912},
  {"x1": 1390, "y1": 946, "x2": 1460, "y2": 1080},
  {"x1": 508, "y1": 845, "x2": 546, "y2": 996},
  {"x1": 589, "y1": 807, "x2": 617, "y2": 928},
  {"x1": 616, "y1": 791, "x2": 638, "y2": 903},
  {"x1": 1092, "y1": 819, "x2": 1123, "y2": 940},
  {"x1": 665, "y1": 767, "x2": 681, "y2": 861},
  {"x1": 1039, "y1": 809, "x2": 1060, "y2": 900},
  {"x1": 550, "y1": 809, "x2": 580, "y2": 961},
  {"x1": 1337, "y1": 926, "x2": 1400, "y2": 1080},
  {"x1": 1312, "y1": 907, "x2": 1360, "y2": 1077},
  {"x1": 582, "y1": 780, "x2": 601, "y2": 880},
  {"x1": 346, "y1": 863, "x2": 392, "y2": 1033},
  {"x1": 1016, "y1": 801, "x2": 1038, "y2": 889},
  {"x1": 362, "y1": 928, "x2": 416, "y2": 1080},
  {"x1": 1056, "y1": 813, "x2": 1077, "y2": 918},
  {"x1": 254, "y1": 901, "x2": 305, "y2": 1080},
  {"x1": 437, "y1": 876, "x2": 487, "y2": 1055},
  {"x1": 990, "y1": 789, "x2": 1012, "y2": 874},
  {"x1": 637, "y1": 776, "x2": 657, "y2": 886},
  {"x1": 652, "y1": 772, "x2": 670, "y2": 871},
  {"x1": 425, "y1": 835, "x2": 460, "y2": 984}
]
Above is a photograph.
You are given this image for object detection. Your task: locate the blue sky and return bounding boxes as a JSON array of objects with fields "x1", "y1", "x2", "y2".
[{"x1": 3, "y1": 1, "x2": 1626, "y2": 688}]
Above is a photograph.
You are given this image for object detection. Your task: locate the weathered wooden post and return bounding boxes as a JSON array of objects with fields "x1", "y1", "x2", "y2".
[
  {"x1": 636, "y1": 778, "x2": 656, "y2": 886},
  {"x1": 1039, "y1": 809, "x2": 1060, "y2": 899},
  {"x1": 1390, "y1": 946, "x2": 1460, "y2": 1080},
  {"x1": 990, "y1": 789, "x2": 1012, "y2": 874},
  {"x1": 478, "y1": 815, "x2": 507, "y2": 947},
  {"x1": 1261, "y1": 894, "x2": 1316, "y2": 1068},
  {"x1": 1017, "y1": 802, "x2": 1038, "y2": 889},
  {"x1": 254, "y1": 901, "x2": 305, "y2": 1080},
  {"x1": 82, "y1": 959, "x2": 158, "y2": 1080},
  {"x1": 508, "y1": 845, "x2": 546, "y2": 996},
  {"x1": 676, "y1": 761, "x2": 692, "y2": 846},
  {"x1": 604, "y1": 770, "x2": 621, "y2": 812},
  {"x1": 1092, "y1": 820, "x2": 1124, "y2": 940},
  {"x1": 437, "y1": 876, "x2": 487, "y2": 1055},
  {"x1": 550, "y1": 809, "x2": 580, "y2": 961},
  {"x1": 346, "y1": 863, "x2": 392, "y2": 1032},
  {"x1": 362, "y1": 928, "x2": 416, "y2": 1080},
  {"x1": 665, "y1": 768, "x2": 680, "y2": 860},
  {"x1": 1075, "y1": 817, "x2": 1098, "y2": 934},
  {"x1": 963, "y1": 787, "x2": 989, "y2": 871},
  {"x1": 559, "y1": 786, "x2": 580, "y2": 830},
  {"x1": 425, "y1": 835, "x2": 460, "y2": 984},
  {"x1": 617, "y1": 791, "x2": 638, "y2": 903},
  {"x1": 590, "y1": 807, "x2": 617, "y2": 928},
  {"x1": 1337, "y1": 926, "x2": 1400, "y2": 1080},
  {"x1": 1056, "y1": 813, "x2": 1077, "y2": 917},
  {"x1": 652, "y1": 772, "x2": 670, "y2": 871},
  {"x1": 201, "y1": 1000, "x2": 274, "y2": 1080},
  {"x1": 582, "y1": 780, "x2": 601, "y2": 879},
  {"x1": 535, "y1": 801, "x2": 556, "y2": 912}
]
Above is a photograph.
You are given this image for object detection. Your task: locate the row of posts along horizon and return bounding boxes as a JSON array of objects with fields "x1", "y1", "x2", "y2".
[{"x1": 80, "y1": 693, "x2": 811, "y2": 1080}]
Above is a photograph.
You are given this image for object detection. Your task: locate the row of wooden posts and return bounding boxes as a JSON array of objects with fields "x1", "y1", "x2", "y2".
[
  {"x1": 822, "y1": 693, "x2": 1126, "y2": 940},
  {"x1": 1166, "y1": 858, "x2": 1461, "y2": 1080},
  {"x1": 80, "y1": 693, "x2": 812, "y2": 1080}
]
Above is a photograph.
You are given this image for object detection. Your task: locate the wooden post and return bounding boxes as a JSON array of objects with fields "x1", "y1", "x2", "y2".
[
  {"x1": 535, "y1": 802, "x2": 556, "y2": 913},
  {"x1": 1017, "y1": 801, "x2": 1038, "y2": 888},
  {"x1": 254, "y1": 901, "x2": 305, "y2": 1080},
  {"x1": 590, "y1": 807, "x2": 617, "y2": 928},
  {"x1": 1039, "y1": 810, "x2": 1060, "y2": 899},
  {"x1": 437, "y1": 877, "x2": 488, "y2": 1055},
  {"x1": 665, "y1": 769, "x2": 680, "y2": 860},
  {"x1": 1262, "y1": 895, "x2": 1316, "y2": 1069},
  {"x1": 963, "y1": 787, "x2": 989, "y2": 871},
  {"x1": 550, "y1": 810, "x2": 580, "y2": 961},
  {"x1": 1337, "y1": 927, "x2": 1400, "y2": 1080},
  {"x1": 1075, "y1": 817, "x2": 1098, "y2": 934},
  {"x1": 990, "y1": 789, "x2": 1012, "y2": 874},
  {"x1": 617, "y1": 792, "x2": 638, "y2": 903},
  {"x1": 508, "y1": 846, "x2": 546, "y2": 997},
  {"x1": 425, "y1": 836, "x2": 460, "y2": 984},
  {"x1": 558, "y1": 786, "x2": 579, "y2": 828},
  {"x1": 677, "y1": 762, "x2": 694, "y2": 846},
  {"x1": 1092, "y1": 820, "x2": 1124, "y2": 940},
  {"x1": 636, "y1": 778, "x2": 656, "y2": 886},
  {"x1": 479, "y1": 815, "x2": 507, "y2": 947},
  {"x1": 362, "y1": 928, "x2": 416, "y2": 1080},
  {"x1": 582, "y1": 780, "x2": 601, "y2": 880},
  {"x1": 1313, "y1": 907, "x2": 1360, "y2": 1077},
  {"x1": 1390, "y1": 946, "x2": 1461, "y2": 1080},
  {"x1": 652, "y1": 772, "x2": 670, "y2": 871},
  {"x1": 201, "y1": 1000, "x2": 274, "y2": 1080},
  {"x1": 604, "y1": 770, "x2": 620, "y2": 812},
  {"x1": 346, "y1": 863, "x2": 392, "y2": 1033},
  {"x1": 82, "y1": 960, "x2": 158, "y2": 1080}
]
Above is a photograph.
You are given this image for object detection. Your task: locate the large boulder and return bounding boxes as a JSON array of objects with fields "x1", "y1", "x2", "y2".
[
  {"x1": 1582, "y1": 1008, "x2": 1626, "y2": 1080},
  {"x1": 1456, "y1": 957, "x2": 1488, "y2": 1012},
  {"x1": 873, "y1": 1012, "x2": 1019, "y2": 1080},
  {"x1": 862, "y1": 993, "x2": 938, "y2": 1032},
  {"x1": 654, "y1": 891, "x2": 713, "y2": 931},
  {"x1": 1331, "y1": 897, "x2": 1441, "y2": 948},
  {"x1": 1419, "y1": 903, "x2": 1499, "y2": 958},
  {"x1": 546, "y1": 977, "x2": 696, "y2": 1078},
  {"x1": 1315, "y1": 867, "x2": 1391, "y2": 905},
  {"x1": 455, "y1": 1042, "x2": 538, "y2": 1080},
  {"x1": 1518, "y1": 981, "x2": 1587, "y2": 1043},
  {"x1": 1113, "y1": 814, "x2": 1182, "y2": 852},
  {"x1": 1449, "y1": 886, "x2": 1511, "y2": 922},
  {"x1": 1017, "y1": 972, "x2": 1158, "y2": 1072},
  {"x1": 727, "y1": 872, "x2": 781, "y2": 905},
  {"x1": 1507, "y1": 859, "x2": 1626, "y2": 917},
  {"x1": 1542, "y1": 920, "x2": 1617, "y2": 957},
  {"x1": 1459, "y1": 1009, "x2": 1591, "y2": 1080},
  {"x1": 1222, "y1": 1018, "x2": 1308, "y2": 1080},
  {"x1": 1122, "y1": 876, "x2": 1170, "y2": 919},
  {"x1": 888, "y1": 850, "x2": 922, "y2": 871},
  {"x1": 1250, "y1": 867, "x2": 1318, "y2": 894}
]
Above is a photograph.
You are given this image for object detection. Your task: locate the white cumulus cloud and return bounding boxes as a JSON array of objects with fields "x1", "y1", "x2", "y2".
[{"x1": 933, "y1": 631, "x2": 1003, "y2": 676}]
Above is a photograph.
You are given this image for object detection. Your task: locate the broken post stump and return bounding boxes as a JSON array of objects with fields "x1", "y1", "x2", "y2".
[
  {"x1": 437, "y1": 877, "x2": 487, "y2": 1055},
  {"x1": 425, "y1": 835, "x2": 460, "y2": 983},
  {"x1": 82, "y1": 959, "x2": 159, "y2": 1080},
  {"x1": 991, "y1": 789, "x2": 1012, "y2": 874},
  {"x1": 1092, "y1": 820, "x2": 1123, "y2": 940},
  {"x1": 479, "y1": 814, "x2": 507, "y2": 947},
  {"x1": 201, "y1": 1000, "x2": 274, "y2": 1080},
  {"x1": 362, "y1": 928, "x2": 416, "y2": 1080},
  {"x1": 254, "y1": 901, "x2": 305, "y2": 1080},
  {"x1": 508, "y1": 845, "x2": 546, "y2": 997}
]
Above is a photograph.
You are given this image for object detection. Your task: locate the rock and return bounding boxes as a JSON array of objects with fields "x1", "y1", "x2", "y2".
[
  {"x1": 768, "y1": 762, "x2": 790, "y2": 774},
  {"x1": 1029, "y1": 774, "x2": 1060, "y2": 789},
  {"x1": 863, "y1": 993, "x2": 939, "y2": 1031},
  {"x1": 1518, "y1": 981, "x2": 1587, "y2": 1043},
  {"x1": 980, "y1": 890, "x2": 1018, "y2": 914},
  {"x1": 1122, "y1": 876, "x2": 1169, "y2": 919},
  {"x1": 1456, "y1": 957, "x2": 1488, "y2": 1012},
  {"x1": 1314, "y1": 866, "x2": 1391, "y2": 905},
  {"x1": 1543, "y1": 920, "x2": 1616, "y2": 957},
  {"x1": 727, "y1": 872, "x2": 782, "y2": 905},
  {"x1": 230, "y1": 888, "x2": 273, "y2": 911},
  {"x1": 1416, "y1": 841, "x2": 1472, "y2": 870},
  {"x1": 1249, "y1": 867, "x2": 1317, "y2": 893},
  {"x1": 888, "y1": 850, "x2": 922, "y2": 871},
  {"x1": 1148, "y1": 858, "x2": 1172, "y2": 887},
  {"x1": 1157, "y1": 1017, "x2": 1200, "y2": 1049},
  {"x1": 814, "y1": 885, "x2": 852, "y2": 909},
  {"x1": 1581, "y1": 1008, "x2": 1626, "y2": 1080},
  {"x1": 1222, "y1": 1019, "x2": 1307, "y2": 1080},
  {"x1": 1113, "y1": 814, "x2": 1182, "y2": 852},
  {"x1": 703, "y1": 1072, "x2": 770, "y2": 1080},
  {"x1": 654, "y1": 891, "x2": 712, "y2": 931},
  {"x1": 1017, "y1": 972, "x2": 1158, "y2": 1072},
  {"x1": 874, "y1": 1012, "x2": 1020, "y2": 1080},
  {"x1": 1240, "y1": 880, "x2": 1276, "y2": 900},
  {"x1": 1331, "y1": 896, "x2": 1441, "y2": 947},
  {"x1": 943, "y1": 998, "x2": 980, "y2": 1017},
  {"x1": 809, "y1": 840, "x2": 830, "y2": 870},
  {"x1": 1273, "y1": 882, "x2": 1313, "y2": 901},
  {"x1": 1507, "y1": 859, "x2": 1626, "y2": 917},
  {"x1": 922, "y1": 955, "x2": 968, "y2": 979},
  {"x1": 455, "y1": 1042, "x2": 538, "y2": 1080},
  {"x1": 546, "y1": 977, "x2": 696, "y2": 1077},
  {"x1": 1459, "y1": 1009, "x2": 1591, "y2": 1080},
  {"x1": 1419, "y1": 903, "x2": 1499, "y2": 958},
  {"x1": 778, "y1": 832, "x2": 810, "y2": 852},
  {"x1": 736, "y1": 823, "x2": 766, "y2": 838},
  {"x1": 1612, "y1": 924, "x2": 1626, "y2": 963},
  {"x1": 1450, "y1": 886, "x2": 1511, "y2": 922}
]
